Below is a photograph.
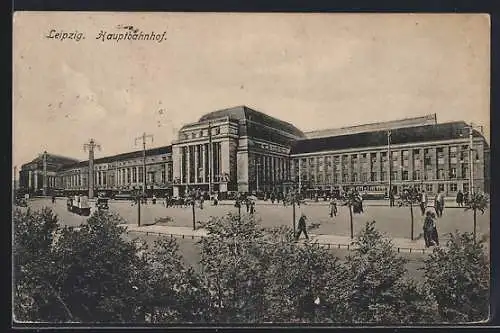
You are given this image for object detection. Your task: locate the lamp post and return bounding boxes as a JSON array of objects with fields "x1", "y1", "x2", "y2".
[
  {"x1": 463, "y1": 123, "x2": 483, "y2": 196},
  {"x1": 83, "y1": 139, "x2": 101, "y2": 199},
  {"x1": 387, "y1": 130, "x2": 392, "y2": 200}
]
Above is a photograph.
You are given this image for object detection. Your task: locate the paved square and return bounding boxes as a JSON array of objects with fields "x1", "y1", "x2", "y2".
[{"x1": 24, "y1": 198, "x2": 489, "y2": 241}]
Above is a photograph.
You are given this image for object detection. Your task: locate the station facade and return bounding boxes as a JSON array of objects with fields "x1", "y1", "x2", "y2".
[{"x1": 18, "y1": 105, "x2": 490, "y2": 198}]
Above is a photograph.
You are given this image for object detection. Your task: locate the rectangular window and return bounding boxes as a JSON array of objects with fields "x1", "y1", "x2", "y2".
[
  {"x1": 402, "y1": 150, "x2": 409, "y2": 158},
  {"x1": 381, "y1": 172, "x2": 386, "y2": 181},
  {"x1": 334, "y1": 173, "x2": 339, "y2": 183},
  {"x1": 438, "y1": 183, "x2": 445, "y2": 192},
  {"x1": 426, "y1": 184, "x2": 433, "y2": 192},
  {"x1": 437, "y1": 157, "x2": 444, "y2": 165},
  {"x1": 391, "y1": 171, "x2": 398, "y2": 181},
  {"x1": 413, "y1": 170, "x2": 421, "y2": 181},
  {"x1": 403, "y1": 159, "x2": 409, "y2": 167},
  {"x1": 450, "y1": 146, "x2": 458, "y2": 153},
  {"x1": 450, "y1": 157, "x2": 458, "y2": 164},
  {"x1": 462, "y1": 166, "x2": 469, "y2": 179},
  {"x1": 414, "y1": 159, "x2": 421, "y2": 168},
  {"x1": 450, "y1": 168, "x2": 457, "y2": 179},
  {"x1": 450, "y1": 183, "x2": 458, "y2": 192},
  {"x1": 463, "y1": 183, "x2": 469, "y2": 192},
  {"x1": 352, "y1": 173, "x2": 358, "y2": 182},
  {"x1": 342, "y1": 173, "x2": 348, "y2": 182},
  {"x1": 361, "y1": 173, "x2": 368, "y2": 182},
  {"x1": 414, "y1": 149, "x2": 421, "y2": 156},
  {"x1": 381, "y1": 152, "x2": 387, "y2": 161},
  {"x1": 392, "y1": 151, "x2": 399, "y2": 160},
  {"x1": 402, "y1": 170, "x2": 409, "y2": 181},
  {"x1": 437, "y1": 169, "x2": 445, "y2": 179},
  {"x1": 371, "y1": 172, "x2": 377, "y2": 181}
]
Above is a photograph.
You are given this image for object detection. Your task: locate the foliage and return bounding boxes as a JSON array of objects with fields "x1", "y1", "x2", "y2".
[
  {"x1": 198, "y1": 213, "x2": 268, "y2": 323},
  {"x1": 14, "y1": 207, "x2": 489, "y2": 324},
  {"x1": 423, "y1": 231, "x2": 489, "y2": 323},
  {"x1": 13, "y1": 208, "x2": 203, "y2": 323},
  {"x1": 340, "y1": 221, "x2": 439, "y2": 323},
  {"x1": 261, "y1": 226, "x2": 343, "y2": 323}
]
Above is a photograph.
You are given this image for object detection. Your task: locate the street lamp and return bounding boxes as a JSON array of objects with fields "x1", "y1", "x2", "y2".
[
  {"x1": 461, "y1": 123, "x2": 483, "y2": 196},
  {"x1": 387, "y1": 130, "x2": 392, "y2": 199}
]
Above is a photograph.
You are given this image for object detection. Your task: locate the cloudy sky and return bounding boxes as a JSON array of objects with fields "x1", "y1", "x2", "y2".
[{"x1": 13, "y1": 12, "x2": 490, "y2": 171}]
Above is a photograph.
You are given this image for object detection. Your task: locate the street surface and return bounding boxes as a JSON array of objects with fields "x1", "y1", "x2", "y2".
[{"x1": 23, "y1": 198, "x2": 490, "y2": 242}]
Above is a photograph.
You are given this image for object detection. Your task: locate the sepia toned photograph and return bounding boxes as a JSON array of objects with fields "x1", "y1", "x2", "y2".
[{"x1": 12, "y1": 12, "x2": 490, "y2": 325}]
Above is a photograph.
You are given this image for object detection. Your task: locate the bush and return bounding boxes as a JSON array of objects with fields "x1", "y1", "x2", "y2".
[
  {"x1": 340, "y1": 221, "x2": 439, "y2": 323},
  {"x1": 423, "y1": 231, "x2": 489, "y2": 322},
  {"x1": 13, "y1": 208, "x2": 203, "y2": 323}
]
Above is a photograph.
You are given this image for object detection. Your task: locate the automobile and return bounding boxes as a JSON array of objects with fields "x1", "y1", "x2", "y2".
[{"x1": 97, "y1": 197, "x2": 109, "y2": 210}]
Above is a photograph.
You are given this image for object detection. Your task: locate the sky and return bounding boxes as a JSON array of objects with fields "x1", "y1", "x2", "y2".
[{"x1": 13, "y1": 12, "x2": 490, "y2": 173}]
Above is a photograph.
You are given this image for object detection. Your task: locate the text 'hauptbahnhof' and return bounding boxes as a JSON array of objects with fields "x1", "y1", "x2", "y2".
[{"x1": 18, "y1": 105, "x2": 490, "y2": 199}]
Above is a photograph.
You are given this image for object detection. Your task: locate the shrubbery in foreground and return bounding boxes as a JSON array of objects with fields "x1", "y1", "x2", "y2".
[{"x1": 13, "y1": 208, "x2": 489, "y2": 323}]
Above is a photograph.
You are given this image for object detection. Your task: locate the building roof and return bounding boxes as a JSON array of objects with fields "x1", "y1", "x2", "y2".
[
  {"x1": 22, "y1": 153, "x2": 79, "y2": 169},
  {"x1": 304, "y1": 114, "x2": 437, "y2": 139},
  {"x1": 291, "y1": 121, "x2": 485, "y2": 155},
  {"x1": 59, "y1": 145, "x2": 172, "y2": 171},
  {"x1": 198, "y1": 105, "x2": 305, "y2": 139}
]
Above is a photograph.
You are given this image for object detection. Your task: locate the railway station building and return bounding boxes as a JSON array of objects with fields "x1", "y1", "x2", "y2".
[{"x1": 17, "y1": 105, "x2": 490, "y2": 199}]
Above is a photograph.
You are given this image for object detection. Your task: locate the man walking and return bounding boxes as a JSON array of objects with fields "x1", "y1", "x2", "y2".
[
  {"x1": 434, "y1": 190, "x2": 445, "y2": 217},
  {"x1": 295, "y1": 213, "x2": 309, "y2": 241},
  {"x1": 329, "y1": 197, "x2": 337, "y2": 218},
  {"x1": 389, "y1": 189, "x2": 395, "y2": 207},
  {"x1": 456, "y1": 190, "x2": 464, "y2": 207}
]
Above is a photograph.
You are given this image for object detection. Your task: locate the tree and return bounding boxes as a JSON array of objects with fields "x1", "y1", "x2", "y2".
[
  {"x1": 341, "y1": 189, "x2": 363, "y2": 239},
  {"x1": 340, "y1": 221, "x2": 438, "y2": 323},
  {"x1": 261, "y1": 226, "x2": 343, "y2": 323},
  {"x1": 13, "y1": 208, "x2": 204, "y2": 323},
  {"x1": 198, "y1": 213, "x2": 268, "y2": 323},
  {"x1": 399, "y1": 186, "x2": 421, "y2": 240},
  {"x1": 464, "y1": 192, "x2": 488, "y2": 242},
  {"x1": 13, "y1": 207, "x2": 66, "y2": 322},
  {"x1": 423, "y1": 231, "x2": 489, "y2": 322}
]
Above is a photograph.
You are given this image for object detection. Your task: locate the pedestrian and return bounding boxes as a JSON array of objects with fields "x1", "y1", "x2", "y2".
[
  {"x1": 431, "y1": 212, "x2": 439, "y2": 246},
  {"x1": 245, "y1": 198, "x2": 250, "y2": 212},
  {"x1": 249, "y1": 200, "x2": 255, "y2": 214},
  {"x1": 456, "y1": 190, "x2": 464, "y2": 207},
  {"x1": 419, "y1": 190, "x2": 427, "y2": 216},
  {"x1": 51, "y1": 195, "x2": 56, "y2": 204},
  {"x1": 213, "y1": 192, "x2": 218, "y2": 206},
  {"x1": 434, "y1": 190, "x2": 445, "y2": 217},
  {"x1": 295, "y1": 213, "x2": 309, "y2": 241},
  {"x1": 389, "y1": 189, "x2": 395, "y2": 207},
  {"x1": 152, "y1": 194, "x2": 157, "y2": 205},
  {"x1": 423, "y1": 211, "x2": 434, "y2": 247},
  {"x1": 464, "y1": 191, "x2": 470, "y2": 206},
  {"x1": 329, "y1": 197, "x2": 337, "y2": 217},
  {"x1": 200, "y1": 196, "x2": 204, "y2": 209}
]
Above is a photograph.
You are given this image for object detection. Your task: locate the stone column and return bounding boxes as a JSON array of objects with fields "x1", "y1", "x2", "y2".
[
  {"x1": 186, "y1": 145, "x2": 191, "y2": 185},
  {"x1": 202, "y1": 144, "x2": 206, "y2": 183},
  {"x1": 347, "y1": 155, "x2": 352, "y2": 184},
  {"x1": 408, "y1": 149, "x2": 414, "y2": 182},
  {"x1": 194, "y1": 144, "x2": 199, "y2": 184},
  {"x1": 443, "y1": 146, "x2": 450, "y2": 183}
]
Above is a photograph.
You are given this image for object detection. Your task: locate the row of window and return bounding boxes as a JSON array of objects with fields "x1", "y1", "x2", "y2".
[
  {"x1": 296, "y1": 149, "x2": 480, "y2": 170},
  {"x1": 182, "y1": 126, "x2": 223, "y2": 140},
  {"x1": 298, "y1": 166, "x2": 470, "y2": 183}
]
